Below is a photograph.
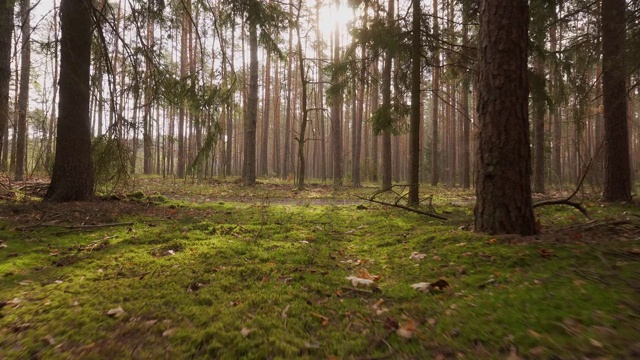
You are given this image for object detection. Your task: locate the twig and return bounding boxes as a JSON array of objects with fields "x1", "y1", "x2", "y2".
[{"x1": 533, "y1": 198, "x2": 591, "y2": 219}]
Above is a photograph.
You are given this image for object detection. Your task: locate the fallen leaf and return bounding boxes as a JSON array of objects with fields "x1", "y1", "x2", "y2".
[
  {"x1": 281, "y1": 304, "x2": 290, "y2": 318},
  {"x1": 240, "y1": 327, "x2": 253, "y2": 337},
  {"x1": 396, "y1": 318, "x2": 419, "y2": 339},
  {"x1": 538, "y1": 249, "x2": 554, "y2": 259},
  {"x1": 43, "y1": 335, "x2": 56, "y2": 345},
  {"x1": 311, "y1": 312, "x2": 329, "y2": 326},
  {"x1": 411, "y1": 282, "x2": 431, "y2": 292},
  {"x1": 529, "y1": 346, "x2": 546, "y2": 357},
  {"x1": 409, "y1": 252, "x2": 426, "y2": 261},
  {"x1": 346, "y1": 276, "x2": 375, "y2": 287},
  {"x1": 432, "y1": 255, "x2": 442, "y2": 261},
  {"x1": 528, "y1": 329, "x2": 542, "y2": 339},
  {"x1": 304, "y1": 340, "x2": 321, "y2": 349},
  {"x1": 589, "y1": 338, "x2": 603, "y2": 348},
  {"x1": 106, "y1": 307, "x2": 125, "y2": 317},
  {"x1": 162, "y1": 328, "x2": 177, "y2": 337},
  {"x1": 358, "y1": 269, "x2": 381, "y2": 282}
]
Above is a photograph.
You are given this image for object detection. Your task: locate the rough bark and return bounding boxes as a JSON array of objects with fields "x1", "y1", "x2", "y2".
[
  {"x1": 0, "y1": 0, "x2": 13, "y2": 169},
  {"x1": 15, "y1": 0, "x2": 29, "y2": 181},
  {"x1": 430, "y1": 0, "x2": 439, "y2": 186},
  {"x1": 474, "y1": 0, "x2": 535, "y2": 235},
  {"x1": 242, "y1": 20, "x2": 258, "y2": 185},
  {"x1": 380, "y1": 0, "x2": 394, "y2": 190},
  {"x1": 602, "y1": 0, "x2": 631, "y2": 202},
  {"x1": 45, "y1": 0, "x2": 94, "y2": 202},
  {"x1": 408, "y1": 0, "x2": 421, "y2": 205},
  {"x1": 331, "y1": 0, "x2": 343, "y2": 188}
]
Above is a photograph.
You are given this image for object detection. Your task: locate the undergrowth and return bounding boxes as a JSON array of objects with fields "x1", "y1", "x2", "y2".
[{"x1": 0, "y1": 179, "x2": 639, "y2": 359}]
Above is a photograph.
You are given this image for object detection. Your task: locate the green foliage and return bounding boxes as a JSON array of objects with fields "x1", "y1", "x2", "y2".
[
  {"x1": 92, "y1": 136, "x2": 131, "y2": 194},
  {"x1": 370, "y1": 103, "x2": 410, "y2": 136}
]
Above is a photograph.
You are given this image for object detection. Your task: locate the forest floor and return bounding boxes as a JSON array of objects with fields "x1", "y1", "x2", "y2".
[{"x1": 0, "y1": 176, "x2": 639, "y2": 359}]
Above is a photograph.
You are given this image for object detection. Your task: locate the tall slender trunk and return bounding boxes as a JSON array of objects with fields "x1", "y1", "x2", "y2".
[
  {"x1": 532, "y1": 45, "x2": 546, "y2": 193},
  {"x1": 408, "y1": 0, "x2": 421, "y2": 204},
  {"x1": 381, "y1": 0, "x2": 394, "y2": 190},
  {"x1": 243, "y1": 20, "x2": 258, "y2": 185},
  {"x1": 430, "y1": 0, "x2": 440, "y2": 186},
  {"x1": 15, "y1": 0, "x2": 30, "y2": 181},
  {"x1": 282, "y1": 1, "x2": 293, "y2": 179},
  {"x1": 331, "y1": 0, "x2": 343, "y2": 187},
  {"x1": 0, "y1": 0, "x2": 14, "y2": 169},
  {"x1": 260, "y1": 49, "x2": 271, "y2": 177}
]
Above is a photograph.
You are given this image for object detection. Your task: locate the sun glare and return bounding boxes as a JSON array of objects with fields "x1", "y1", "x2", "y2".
[{"x1": 316, "y1": 0, "x2": 355, "y2": 42}]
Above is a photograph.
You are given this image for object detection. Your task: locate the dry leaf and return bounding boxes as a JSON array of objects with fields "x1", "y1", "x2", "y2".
[
  {"x1": 311, "y1": 312, "x2": 329, "y2": 326},
  {"x1": 281, "y1": 304, "x2": 290, "y2": 318},
  {"x1": 357, "y1": 269, "x2": 381, "y2": 282},
  {"x1": 411, "y1": 282, "x2": 431, "y2": 292},
  {"x1": 528, "y1": 329, "x2": 542, "y2": 339},
  {"x1": 43, "y1": 335, "x2": 56, "y2": 345},
  {"x1": 346, "y1": 276, "x2": 375, "y2": 287},
  {"x1": 162, "y1": 328, "x2": 177, "y2": 337},
  {"x1": 409, "y1": 252, "x2": 426, "y2": 261},
  {"x1": 396, "y1": 318, "x2": 419, "y2": 339},
  {"x1": 107, "y1": 307, "x2": 125, "y2": 317},
  {"x1": 589, "y1": 338, "x2": 603, "y2": 348},
  {"x1": 240, "y1": 327, "x2": 253, "y2": 337}
]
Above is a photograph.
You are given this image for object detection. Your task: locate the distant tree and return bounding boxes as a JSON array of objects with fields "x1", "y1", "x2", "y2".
[
  {"x1": 601, "y1": 0, "x2": 631, "y2": 202},
  {"x1": 380, "y1": 0, "x2": 394, "y2": 190},
  {"x1": 15, "y1": 0, "x2": 29, "y2": 181},
  {"x1": 45, "y1": 0, "x2": 94, "y2": 201},
  {"x1": 474, "y1": 0, "x2": 535, "y2": 235},
  {"x1": 430, "y1": 0, "x2": 440, "y2": 186},
  {"x1": 0, "y1": 0, "x2": 14, "y2": 168},
  {"x1": 408, "y1": 0, "x2": 420, "y2": 205}
]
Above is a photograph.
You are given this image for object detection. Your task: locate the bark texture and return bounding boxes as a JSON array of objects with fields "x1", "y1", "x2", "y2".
[
  {"x1": 0, "y1": 0, "x2": 13, "y2": 166},
  {"x1": 602, "y1": 0, "x2": 631, "y2": 202},
  {"x1": 474, "y1": 0, "x2": 535, "y2": 235},
  {"x1": 45, "y1": 0, "x2": 94, "y2": 201},
  {"x1": 242, "y1": 20, "x2": 258, "y2": 185}
]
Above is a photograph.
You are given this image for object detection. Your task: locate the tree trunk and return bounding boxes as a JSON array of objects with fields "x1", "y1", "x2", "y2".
[
  {"x1": 408, "y1": 0, "x2": 421, "y2": 204},
  {"x1": 15, "y1": 0, "x2": 29, "y2": 181},
  {"x1": 380, "y1": 0, "x2": 394, "y2": 190},
  {"x1": 45, "y1": 0, "x2": 94, "y2": 201},
  {"x1": 474, "y1": 0, "x2": 535, "y2": 235},
  {"x1": 0, "y1": 0, "x2": 13, "y2": 167},
  {"x1": 430, "y1": 0, "x2": 440, "y2": 186},
  {"x1": 143, "y1": 2, "x2": 154, "y2": 174},
  {"x1": 331, "y1": 0, "x2": 343, "y2": 188},
  {"x1": 601, "y1": 0, "x2": 631, "y2": 202},
  {"x1": 243, "y1": 20, "x2": 258, "y2": 185},
  {"x1": 260, "y1": 48, "x2": 271, "y2": 177},
  {"x1": 177, "y1": 5, "x2": 189, "y2": 178}
]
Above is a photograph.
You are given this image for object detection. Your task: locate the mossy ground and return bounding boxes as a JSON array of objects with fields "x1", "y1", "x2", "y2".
[{"x1": 1, "y1": 177, "x2": 639, "y2": 359}]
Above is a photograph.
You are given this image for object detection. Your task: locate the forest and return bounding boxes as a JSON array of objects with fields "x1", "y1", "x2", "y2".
[{"x1": 0, "y1": 0, "x2": 639, "y2": 358}]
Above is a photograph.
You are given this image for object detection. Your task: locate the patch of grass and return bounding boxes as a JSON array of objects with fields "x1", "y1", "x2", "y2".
[{"x1": 0, "y1": 180, "x2": 639, "y2": 359}]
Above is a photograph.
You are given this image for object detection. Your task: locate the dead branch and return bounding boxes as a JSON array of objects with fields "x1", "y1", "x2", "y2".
[
  {"x1": 358, "y1": 195, "x2": 447, "y2": 220},
  {"x1": 17, "y1": 222, "x2": 134, "y2": 231},
  {"x1": 533, "y1": 198, "x2": 591, "y2": 219}
]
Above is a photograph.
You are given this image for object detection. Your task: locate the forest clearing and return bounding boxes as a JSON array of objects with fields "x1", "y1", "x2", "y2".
[{"x1": 1, "y1": 177, "x2": 639, "y2": 359}]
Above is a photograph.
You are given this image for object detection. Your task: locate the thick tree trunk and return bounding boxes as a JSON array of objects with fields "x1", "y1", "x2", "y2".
[
  {"x1": 243, "y1": 20, "x2": 258, "y2": 185},
  {"x1": 0, "y1": 0, "x2": 13, "y2": 167},
  {"x1": 602, "y1": 0, "x2": 631, "y2": 202},
  {"x1": 474, "y1": 0, "x2": 535, "y2": 235},
  {"x1": 45, "y1": 0, "x2": 94, "y2": 202},
  {"x1": 408, "y1": 0, "x2": 421, "y2": 205},
  {"x1": 15, "y1": 0, "x2": 29, "y2": 181}
]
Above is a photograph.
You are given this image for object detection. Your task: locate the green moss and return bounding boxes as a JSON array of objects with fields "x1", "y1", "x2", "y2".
[{"x1": 0, "y1": 180, "x2": 638, "y2": 358}]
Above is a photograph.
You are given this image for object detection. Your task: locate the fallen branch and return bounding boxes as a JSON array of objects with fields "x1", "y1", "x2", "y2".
[
  {"x1": 533, "y1": 198, "x2": 591, "y2": 219},
  {"x1": 17, "y1": 222, "x2": 134, "y2": 231},
  {"x1": 358, "y1": 196, "x2": 447, "y2": 220}
]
